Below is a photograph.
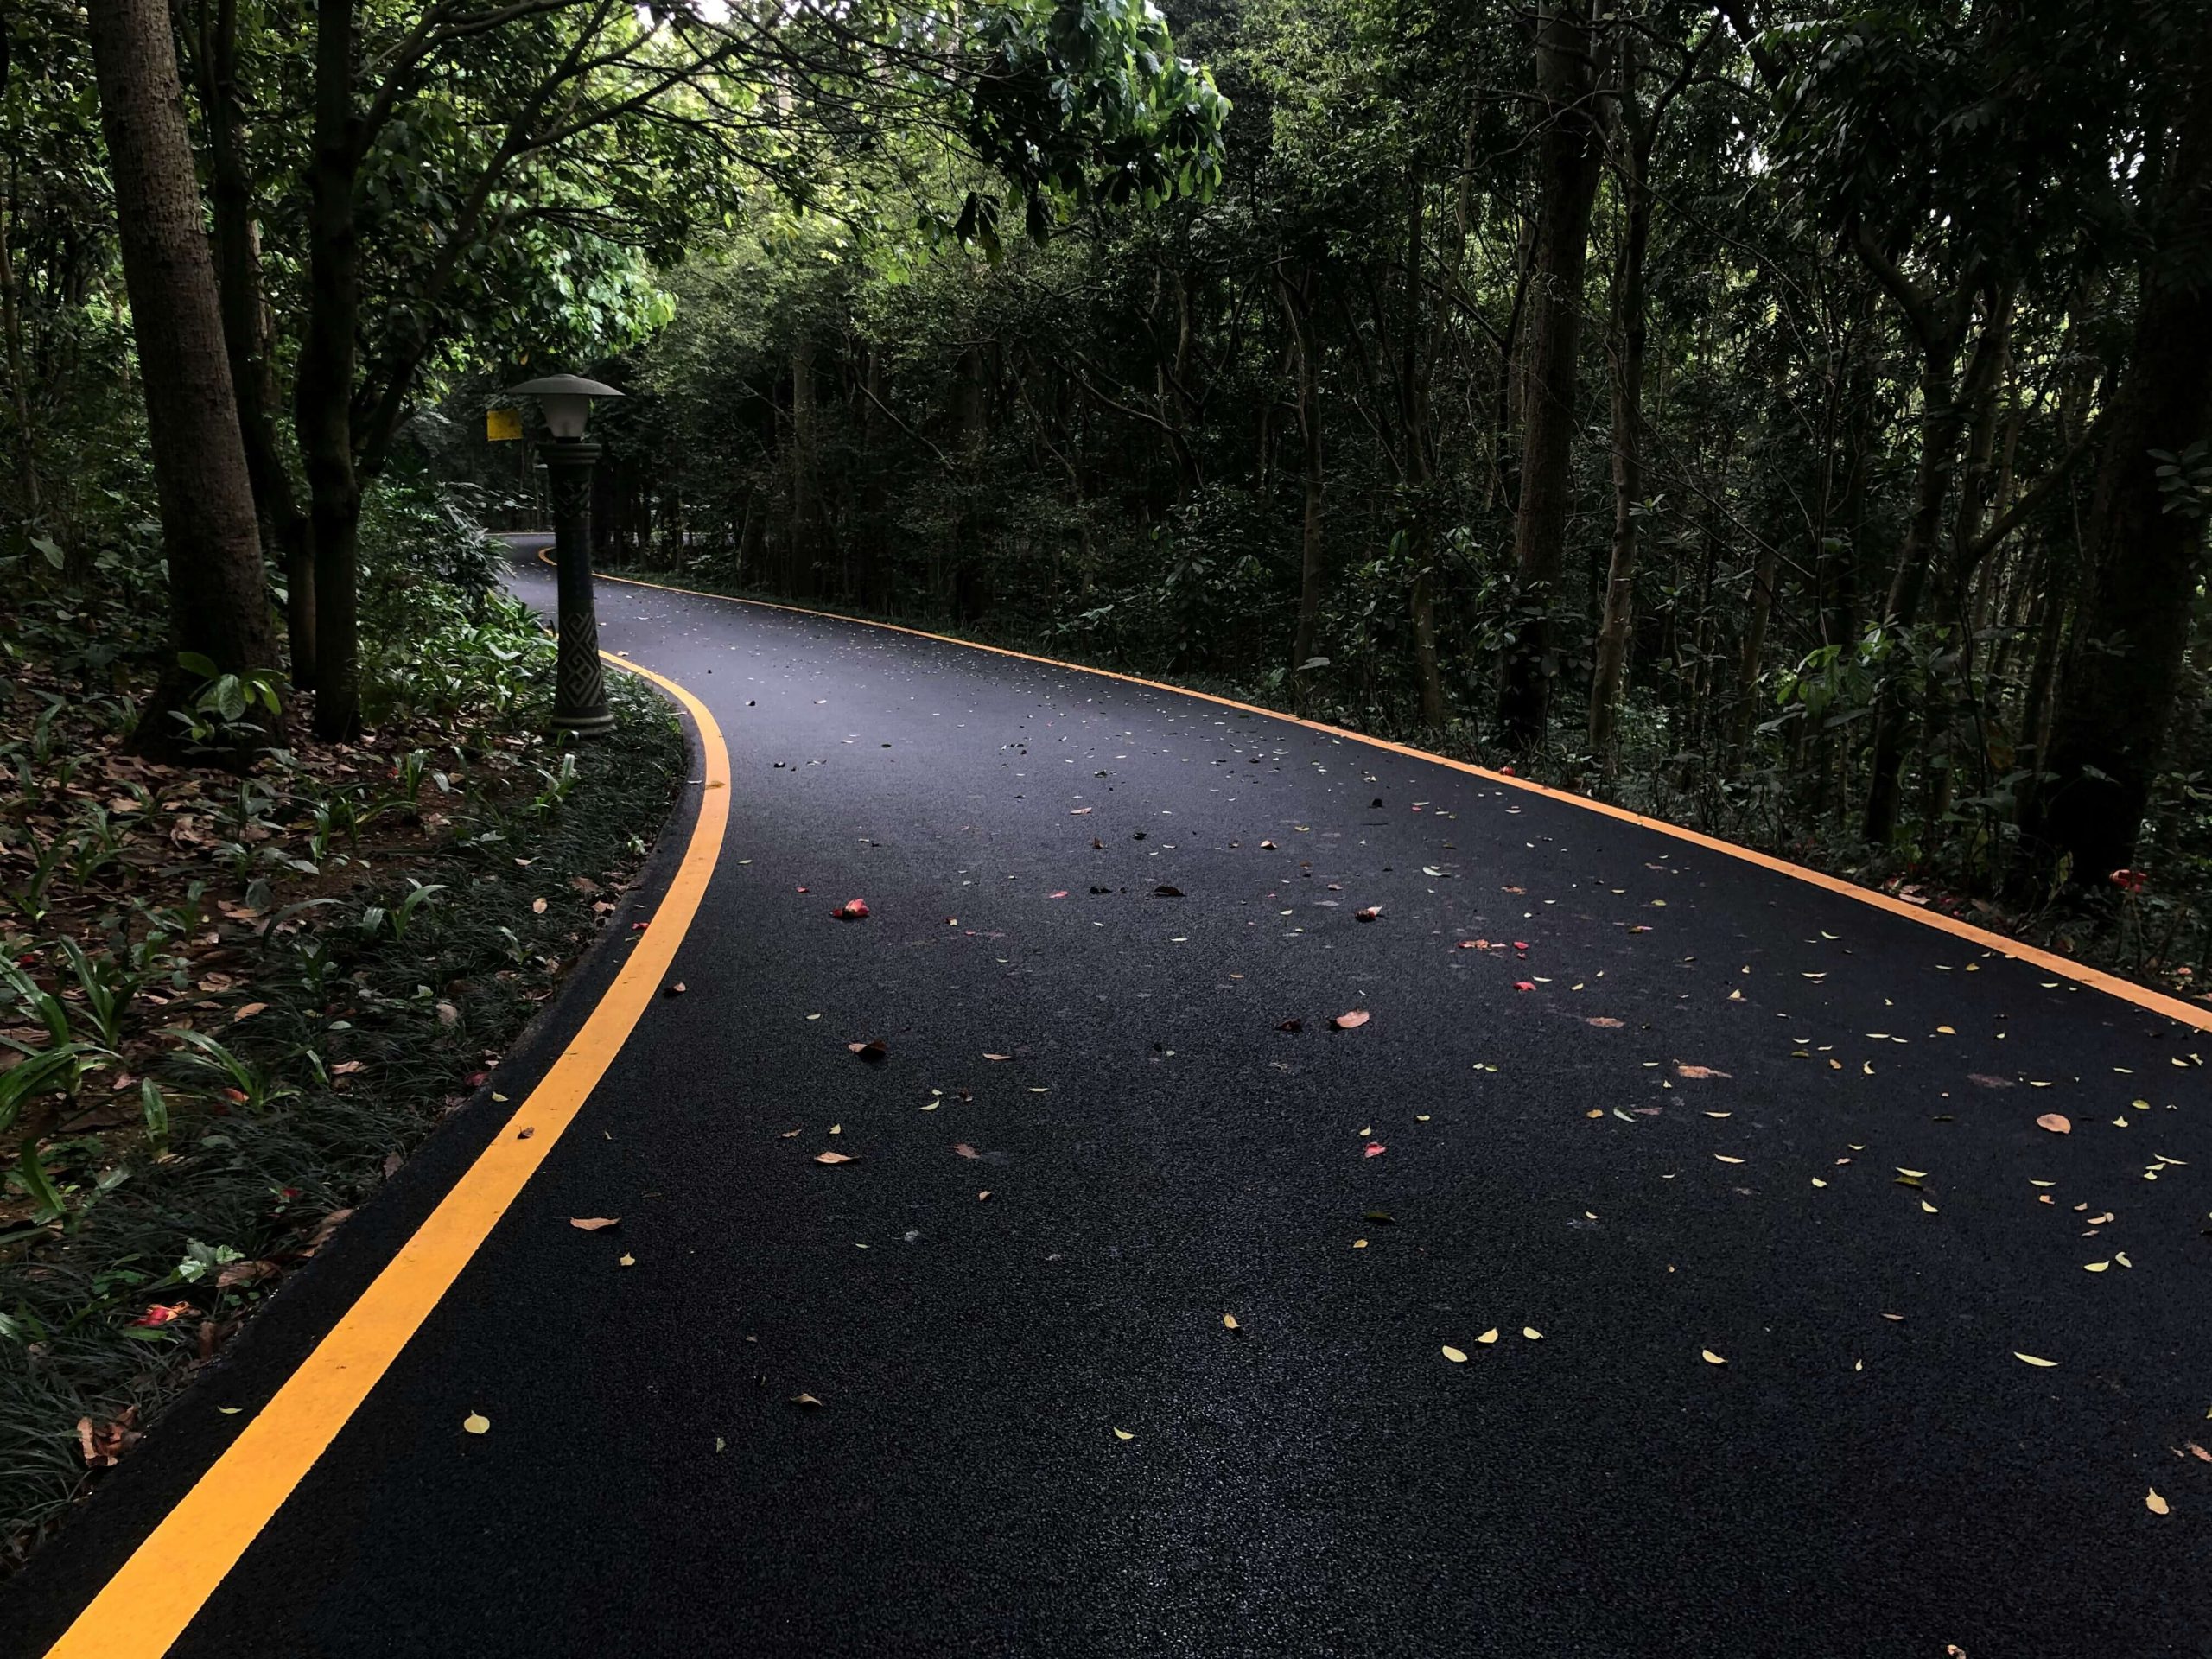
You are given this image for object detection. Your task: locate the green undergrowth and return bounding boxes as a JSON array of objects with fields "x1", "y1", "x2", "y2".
[{"x1": 0, "y1": 502, "x2": 685, "y2": 1571}]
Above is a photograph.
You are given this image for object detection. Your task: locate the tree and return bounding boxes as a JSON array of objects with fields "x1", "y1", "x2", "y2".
[
  {"x1": 1497, "y1": 0, "x2": 1605, "y2": 748},
  {"x1": 83, "y1": 0, "x2": 279, "y2": 753}
]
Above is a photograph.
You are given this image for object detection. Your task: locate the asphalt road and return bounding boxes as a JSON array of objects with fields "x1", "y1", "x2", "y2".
[{"x1": 8, "y1": 556, "x2": 2211, "y2": 1656}]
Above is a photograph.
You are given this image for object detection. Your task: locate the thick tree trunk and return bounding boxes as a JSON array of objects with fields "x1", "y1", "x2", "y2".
[
  {"x1": 1498, "y1": 0, "x2": 1605, "y2": 748},
  {"x1": 2024, "y1": 57, "x2": 2212, "y2": 882},
  {"x1": 789, "y1": 337, "x2": 818, "y2": 595},
  {"x1": 194, "y1": 0, "x2": 315, "y2": 687},
  {"x1": 298, "y1": 0, "x2": 363, "y2": 740},
  {"x1": 85, "y1": 0, "x2": 279, "y2": 755}
]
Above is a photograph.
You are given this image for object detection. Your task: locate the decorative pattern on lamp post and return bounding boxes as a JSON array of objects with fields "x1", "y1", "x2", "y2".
[
  {"x1": 505, "y1": 373, "x2": 623, "y2": 737},
  {"x1": 543, "y1": 438, "x2": 613, "y2": 734}
]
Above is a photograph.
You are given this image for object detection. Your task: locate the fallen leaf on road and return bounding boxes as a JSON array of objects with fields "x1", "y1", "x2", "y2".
[
  {"x1": 953, "y1": 1143, "x2": 978, "y2": 1160},
  {"x1": 2185, "y1": 1442, "x2": 2211, "y2": 1462},
  {"x1": 618, "y1": 1253, "x2": 635, "y2": 1268},
  {"x1": 1676, "y1": 1065, "x2": 1732, "y2": 1079},
  {"x1": 832, "y1": 899, "x2": 870, "y2": 920},
  {"x1": 2037, "y1": 1113, "x2": 2072, "y2": 1134},
  {"x1": 847, "y1": 1039, "x2": 888, "y2": 1062},
  {"x1": 1224, "y1": 1314, "x2": 1241, "y2": 1332},
  {"x1": 1154, "y1": 885, "x2": 1184, "y2": 898},
  {"x1": 1047, "y1": 890, "x2": 1068, "y2": 899},
  {"x1": 1586, "y1": 1016, "x2": 1624, "y2": 1028},
  {"x1": 1702, "y1": 1350, "x2": 1727, "y2": 1365},
  {"x1": 982, "y1": 1053, "x2": 1012, "y2": 1061},
  {"x1": 1112, "y1": 1427, "x2": 1134, "y2": 1440},
  {"x1": 2014, "y1": 1352, "x2": 2058, "y2": 1367},
  {"x1": 1714, "y1": 1154, "x2": 1745, "y2": 1165},
  {"x1": 814, "y1": 1152, "x2": 855, "y2": 1166},
  {"x1": 569, "y1": 1217, "x2": 620, "y2": 1232},
  {"x1": 791, "y1": 1394, "x2": 822, "y2": 1408},
  {"x1": 1522, "y1": 1326, "x2": 1542, "y2": 1341},
  {"x1": 232, "y1": 1002, "x2": 267, "y2": 1022},
  {"x1": 463, "y1": 1413, "x2": 490, "y2": 1434},
  {"x1": 1363, "y1": 1141, "x2": 1386, "y2": 1158},
  {"x1": 1477, "y1": 1329, "x2": 1499, "y2": 1344},
  {"x1": 1441, "y1": 1345, "x2": 1468, "y2": 1363},
  {"x1": 1514, "y1": 981, "x2": 1535, "y2": 992},
  {"x1": 1277, "y1": 1017, "x2": 1304, "y2": 1033},
  {"x1": 1356, "y1": 906, "x2": 1382, "y2": 922},
  {"x1": 2147, "y1": 1489, "x2": 2171, "y2": 1516},
  {"x1": 531, "y1": 898, "x2": 547, "y2": 914},
  {"x1": 1331, "y1": 1009, "x2": 1370, "y2": 1030}
]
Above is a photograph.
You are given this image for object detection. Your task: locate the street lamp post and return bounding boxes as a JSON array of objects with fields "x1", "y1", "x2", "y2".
[{"x1": 505, "y1": 373, "x2": 623, "y2": 736}]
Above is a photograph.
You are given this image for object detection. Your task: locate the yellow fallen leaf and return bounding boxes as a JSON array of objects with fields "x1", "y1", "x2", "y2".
[
  {"x1": 1714, "y1": 1154, "x2": 1745, "y2": 1164},
  {"x1": 1936, "y1": 1025, "x2": 1956, "y2": 1034},
  {"x1": 1701, "y1": 1350, "x2": 1726, "y2": 1365},
  {"x1": 2115, "y1": 1251, "x2": 2133, "y2": 1268},
  {"x1": 1811, "y1": 1178, "x2": 1827, "y2": 1188},
  {"x1": 1223, "y1": 1314, "x2": 1240, "y2": 1332},
  {"x1": 2084, "y1": 1262, "x2": 2109, "y2": 1272},
  {"x1": 1477, "y1": 1329, "x2": 1499, "y2": 1344},
  {"x1": 1704, "y1": 1111, "x2": 1731, "y2": 1119},
  {"x1": 982, "y1": 1053, "x2": 1011, "y2": 1061},
  {"x1": 1441, "y1": 1345, "x2": 1469, "y2": 1363},
  {"x1": 1921, "y1": 1199, "x2": 1938, "y2": 1213},
  {"x1": 463, "y1": 1412, "x2": 490, "y2": 1434},
  {"x1": 1522, "y1": 1326, "x2": 1542, "y2": 1340},
  {"x1": 1112, "y1": 1427, "x2": 1134, "y2": 1440},
  {"x1": 2146, "y1": 1488, "x2": 2170, "y2": 1516},
  {"x1": 2015, "y1": 1352, "x2": 2058, "y2": 1367},
  {"x1": 618, "y1": 1253, "x2": 636, "y2": 1268},
  {"x1": 1352, "y1": 1238, "x2": 1368, "y2": 1249}
]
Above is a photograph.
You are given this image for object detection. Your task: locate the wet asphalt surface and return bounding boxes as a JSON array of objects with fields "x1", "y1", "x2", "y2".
[{"x1": 6, "y1": 556, "x2": 2210, "y2": 1656}]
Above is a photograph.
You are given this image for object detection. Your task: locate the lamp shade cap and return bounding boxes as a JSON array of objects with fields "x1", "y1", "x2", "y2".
[{"x1": 504, "y1": 373, "x2": 624, "y2": 400}]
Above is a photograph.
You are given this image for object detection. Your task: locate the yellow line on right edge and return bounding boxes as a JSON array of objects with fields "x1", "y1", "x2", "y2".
[
  {"x1": 571, "y1": 552, "x2": 2212, "y2": 1036},
  {"x1": 44, "y1": 656, "x2": 728, "y2": 1658}
]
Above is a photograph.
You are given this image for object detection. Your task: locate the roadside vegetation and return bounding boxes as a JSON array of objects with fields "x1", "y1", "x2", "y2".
[{"x1": 0, "y1": 485, "x2": 683, "y2": 1566}]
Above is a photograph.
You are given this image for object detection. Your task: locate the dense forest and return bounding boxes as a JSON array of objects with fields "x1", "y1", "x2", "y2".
[{"x1": 8, "y1": 0, "x2": 2212, "y2": 977}]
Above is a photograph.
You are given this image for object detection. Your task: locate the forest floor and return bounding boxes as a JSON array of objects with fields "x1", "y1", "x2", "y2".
[{"x1": 0, "y1": 595, "x2": 684, "y2": 1569}]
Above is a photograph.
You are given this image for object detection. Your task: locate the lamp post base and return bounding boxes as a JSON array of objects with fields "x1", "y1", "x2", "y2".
[{"x1": 551, "y1": 708, "x2": 617, "y2": 737}]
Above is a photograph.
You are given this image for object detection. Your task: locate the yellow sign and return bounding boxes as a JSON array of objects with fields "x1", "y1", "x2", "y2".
[{"x1": 486, "y1": 407, "x2": 523, "y2": 442}]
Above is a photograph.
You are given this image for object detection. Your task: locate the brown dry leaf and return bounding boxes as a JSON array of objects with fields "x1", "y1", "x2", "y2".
[
  {"x1": 814, "y1": 1151, "x2": 855, "y2": 1166},
  {"x1": 791, "y1": 1393, "x2": 823, "y2": 1408},
  {"x1": 2037, "y1": 1113, "x2": 2072, "y2": 1134},
  {"x1": 231, "y1": 1002, "x2": 268, "y2": 1023},
  {"x1": 953, "y1": 1143, "x2": 979, "y2": 1160},
  {"x1": 1276, "y1": 1017, "x2": 1305, "y2": 1033},
  {"x1": 847, "y1": 1039, "x2": 888, "y2": 1062},
  {"x1": 982, "y1": 1052, "x2": 1012, "y2": 1061},
  {"x1": 2185, "y1": 1442, "x2": 2211, "y2": 1463},
  {"x1": 569, "y1": 1217, "x2": 620, "y2": 1232},
  {"x1": 2146, "y1": 1488, "x2": 2171, "y2": 1516},
  {"x1": 1676, "y1": 1065, "x2": 1732, "y2": 1080},
  {"x1": 1330, "y1": 1009, "x2": 1371, "y2": 1031},
  {"x1": 1356, "y1": 906, "x2": 1382, "y2": 922},
  {"x1": 1586, "y1": 1016, "x2": 1624, "y2": 1028}
]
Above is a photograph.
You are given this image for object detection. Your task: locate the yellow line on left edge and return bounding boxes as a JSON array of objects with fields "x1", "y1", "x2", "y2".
[{"x1": 45, "y1": 657, "x2": 728, "y2": 1659}]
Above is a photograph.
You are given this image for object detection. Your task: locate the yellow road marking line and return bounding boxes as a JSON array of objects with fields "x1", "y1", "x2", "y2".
[
  {"x1": 564, "y1": 550, "x2": 2212, "y2": 1034},
  {"x1": 45, "y1": 656, "x2": 728, "y2": 1658}
]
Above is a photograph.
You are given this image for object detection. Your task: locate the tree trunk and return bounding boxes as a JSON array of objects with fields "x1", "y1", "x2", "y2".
[
  {"x1": 2024, "y1": 54, "x2": 2212, "y2": 881},
  {"x1": 194, "y1": 0, "x2": 315, "y2": 687},
  {"x1": 789, "y1": 336, "x2": 818, "y2": 595},
  {"x1": 1589, "y1": 53, "x2": 1655, "y2": 766},
  {"x1": 1279, "y1": 268, "x2": 1327, "y2": 681},
  {"x1": 1498, "y1": 0, "x2": 1605, "y2": 748},
  {"x1": 1402, "y1": 173, "x2": 1446, "y2": 728},
  {"x1": 298, "y1": 0, "x2": 363, "y2": 740},
  {"x1": 85, "y1": 0, "x2": 279, "y2": 755},
  {"x1": 0, "y1": 164, "x2": 39, "y2": 519}
]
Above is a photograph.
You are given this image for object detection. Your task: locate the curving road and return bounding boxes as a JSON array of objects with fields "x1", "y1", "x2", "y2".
[{"x1": 7, "y1": 555, "x2": 2210, "y2": 1656}]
